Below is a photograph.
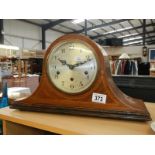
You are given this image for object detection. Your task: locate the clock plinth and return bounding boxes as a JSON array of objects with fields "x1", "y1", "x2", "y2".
[{"x1": 10, "y1": 34, "x2": 151, "y2": 121}]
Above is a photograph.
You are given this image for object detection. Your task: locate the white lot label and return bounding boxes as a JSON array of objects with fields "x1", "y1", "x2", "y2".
[{"x1": 92, "y1": 93, "x2": 107, "y2": 104}]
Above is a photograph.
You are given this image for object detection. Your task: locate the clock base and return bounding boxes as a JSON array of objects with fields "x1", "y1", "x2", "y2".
[{"x1": 10, "y1": 103, "x2": 151, "y2": 121}]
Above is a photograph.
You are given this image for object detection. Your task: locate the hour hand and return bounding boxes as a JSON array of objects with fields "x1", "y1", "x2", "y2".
[
  {"x1": 58, "y1": 58, "x2": 74, "y2": 70},
  {"x1": 58, "y1": 58, "x2": 67, "y2": 65}
]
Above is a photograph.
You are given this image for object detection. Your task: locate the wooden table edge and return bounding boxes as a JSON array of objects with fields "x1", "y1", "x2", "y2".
[{"x1": 0, "y1": 112, "x2": 81, "y2": 135}]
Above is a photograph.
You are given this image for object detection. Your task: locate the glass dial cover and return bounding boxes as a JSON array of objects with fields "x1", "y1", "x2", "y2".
[{"x1": 47, "y1": 41, "x2": 98, "y2": 94}]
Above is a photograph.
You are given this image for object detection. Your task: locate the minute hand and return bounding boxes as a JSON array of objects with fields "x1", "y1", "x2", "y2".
[{"x1": 74, "y1": 58, "x2": 92, "y2": 67}]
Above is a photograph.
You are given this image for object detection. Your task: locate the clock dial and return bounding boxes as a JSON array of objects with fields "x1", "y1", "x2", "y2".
[{"x1": 47, "y1": 41, "x2": 98, "y2": 94}]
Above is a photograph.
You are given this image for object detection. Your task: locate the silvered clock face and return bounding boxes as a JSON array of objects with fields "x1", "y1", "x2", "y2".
[{"x1": 47, "y1": 41, "x2": 98, "y2": 94}]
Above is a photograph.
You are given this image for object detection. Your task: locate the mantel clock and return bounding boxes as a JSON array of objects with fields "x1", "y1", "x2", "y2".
[{"x1": 10, "y1": 34, "x2": 151, "y2": 121}]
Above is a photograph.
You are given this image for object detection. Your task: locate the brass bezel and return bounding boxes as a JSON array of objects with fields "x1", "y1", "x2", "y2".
[{"x1": 46, "y1": 39, "x2": 99, "y2": 94}]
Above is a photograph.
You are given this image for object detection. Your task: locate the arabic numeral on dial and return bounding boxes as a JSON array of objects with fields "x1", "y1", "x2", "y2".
[
  {"x1": 55, "y1": 74, "x2": 58, "y2": 79},
  {"x1": 69, "y1": 44, "x2": 74, "y2": 48},
  {"x1": 62, "y1": 81, "x2": 65, "y2": 86},
  {"x1": 70, "y1": 84, "x2": 74, "y2": 89},
  {"x1": 90, "y1": 65, "x2": 95, "y2": 70},
  {"x1": 80, "y1": 81, "x2": 83, "y2": 87},
  {"x1": 86, "y1": 55, "x2": 90, "y2": 60},
  {"x1": 62, "y1": 49, "x2": 65, "y2": 53}
]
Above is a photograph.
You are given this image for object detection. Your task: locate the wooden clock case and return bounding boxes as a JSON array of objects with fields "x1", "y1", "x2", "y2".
[{"x1": 10, "y1": 34, "x2": 151, "y2": 121}]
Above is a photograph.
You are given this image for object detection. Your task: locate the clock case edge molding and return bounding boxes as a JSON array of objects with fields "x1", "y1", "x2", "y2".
[{"x1": 10, "y1": 34, "x2": 151, "y2": 121}]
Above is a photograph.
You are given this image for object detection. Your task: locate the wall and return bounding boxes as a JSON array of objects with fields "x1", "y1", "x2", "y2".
[
  {"x1": 46, "y1": 29, "x2": 64, "y2": 48},
  {"x1": 3, "y1": 19, "x2": 155, "y2": 60},
  {"x1": 104, "y1": 45, "x2": 155, "y2": 62},
  {"x1": 3, "y1": 19, "x2": 64, "y2": 50}
]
